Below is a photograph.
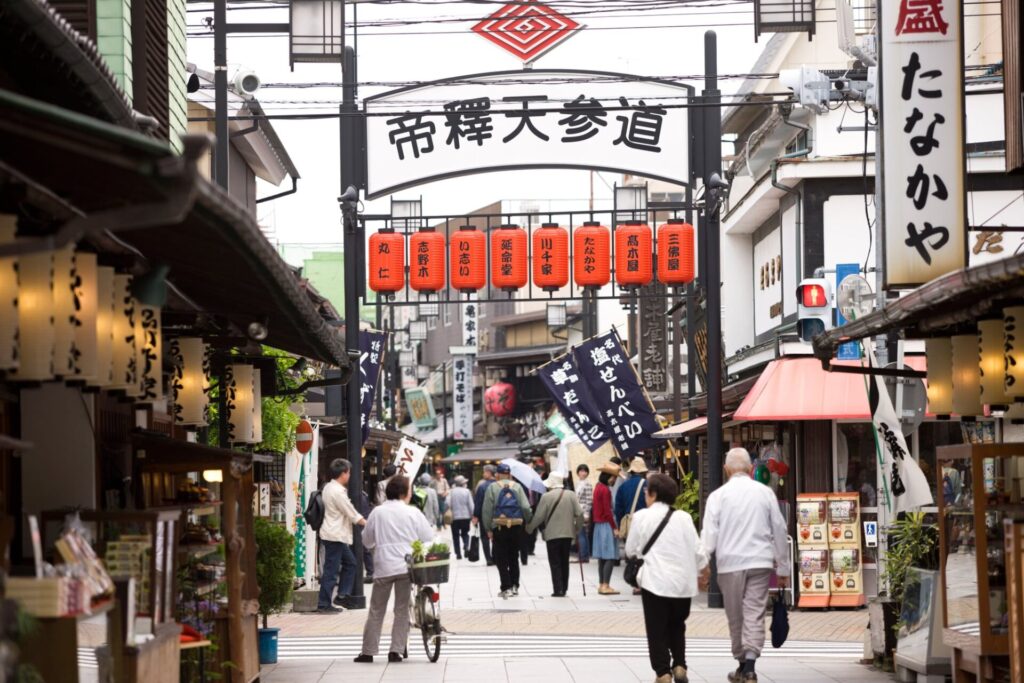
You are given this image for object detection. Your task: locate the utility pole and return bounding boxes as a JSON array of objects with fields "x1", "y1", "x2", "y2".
[{"x1": 213, "y1": 0, "x2": 228, "y2": 189}]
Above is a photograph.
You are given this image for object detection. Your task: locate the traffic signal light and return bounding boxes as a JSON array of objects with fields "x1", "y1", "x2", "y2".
[{"x1": 796, "y1": 278, "x2": 833, "y2": 342}]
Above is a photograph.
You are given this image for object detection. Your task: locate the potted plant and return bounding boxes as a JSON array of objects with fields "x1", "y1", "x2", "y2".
[
  {"x1": 254, "y1": 517, "x2": 295, "y2": 665},
  {"x1": 672, "y1": 471, "x2": 700, "y2": 526}
]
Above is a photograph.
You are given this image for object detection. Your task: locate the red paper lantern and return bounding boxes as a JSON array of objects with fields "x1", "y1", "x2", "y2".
[
  {"x1": 490, "y1": 225, "x2": 528, "y2": 292},
  {"x1": 657, "y1": 220, "x2": 695, "y2": 286},
  {"x1": 615, "y1": 222, "x2": 653, "y2": 288},
  {"x1": 532, "y1": 223, "x2": 569, "y2": 291},
  {"x1": 450, "y1": 226, "x2": 486, "y2": 293},
  {"x1": 573, "y1": 222, "x2": 611, "y2": 289},
  {"x1": 484, "y1": 381, "x2": 516, "y2": 417},
  {"x1": 409, "y1": 228, "x2": 446, "y2": 293},
  {"x1": 368, "y1": 229, "x2": 405, "y2": 294}
]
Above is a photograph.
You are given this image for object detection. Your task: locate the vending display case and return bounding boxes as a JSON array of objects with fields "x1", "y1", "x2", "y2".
[
  {"x1": 797, "y1": 495, "x2": 829, "y2": 546},
  {"x1": 797, "y1": 494, "x2": 831, "y2": 608},
  {"x1": 828, "y1": 492, "x2": 862, "y2": 546},
  {"x1": 827, "y1": 492, "x2": 865, "y2": 607}
]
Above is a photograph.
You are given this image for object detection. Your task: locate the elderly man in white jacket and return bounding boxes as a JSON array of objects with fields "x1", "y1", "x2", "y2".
[{"x1": 701, "y1": 448, "x2": 790, "y2": 683}]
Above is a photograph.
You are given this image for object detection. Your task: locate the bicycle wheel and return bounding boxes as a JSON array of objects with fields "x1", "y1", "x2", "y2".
[{"x1": 416, "y1": 587, "x2": 442, "y2": 662}]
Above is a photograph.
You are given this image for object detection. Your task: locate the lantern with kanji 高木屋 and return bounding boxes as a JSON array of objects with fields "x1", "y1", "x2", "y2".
[
  {"x1": 484, "y1": 380, "x2": 516, "y2": 417},
  {"x1": 409, "y1": 228, "x2": 446, "y2": 293},
  {"x1": 490, "y1": 225, "x2": 528, "y2": 292},
  {"x1": 657, "y1": 220, "x2": 695, "y2": 287},
  {"x1": 532, "y1": 223, "x2": 569, "y2": 292},
  {"x1": 615, "y1": 222, "x2": 653, "y2": 289},
  {"x1": 573, "y1": 222, "x2": 611, "y2": 290},
  {"x1": 368, "y1": 229, "x2": 405, "y2": 294},
  {"x1": 450, "y1": 226, "x2": 486, "y2": 293}
]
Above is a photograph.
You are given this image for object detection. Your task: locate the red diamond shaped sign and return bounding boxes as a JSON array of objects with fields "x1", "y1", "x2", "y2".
[{"x1": 472, "y1": 1, "x2": 582, "y2": 63}]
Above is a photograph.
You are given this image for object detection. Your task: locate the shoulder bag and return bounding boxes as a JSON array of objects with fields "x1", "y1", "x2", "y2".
[
  {"x1": 618, "y1": 480, "x2": 645, "y2": 539},
  {"x1": 623, "y1": 508, "x2": 674, "y2": 589},
  {"x1": 538, "y1": 490, "x2": 566, "y2": 533}
]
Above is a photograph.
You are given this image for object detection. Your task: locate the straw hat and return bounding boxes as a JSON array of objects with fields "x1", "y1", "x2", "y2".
[
  {"x1": 543, "y1": 473, "x2": 565, "y2": 489},
  {"x1": 598, "y1": 462, "x2": 621, "y2": 476},
  {"x1": 628, "y1": 458, "x2": 649, "y2": 475}
]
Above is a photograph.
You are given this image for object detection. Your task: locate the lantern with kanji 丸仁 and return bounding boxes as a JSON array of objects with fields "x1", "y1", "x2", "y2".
[
  {"x1": 491, "y1": 225, "x2": 527, "y2": 292},
  {"x1": 368, "y1": 228, "x2": 405, "y2": 295}
]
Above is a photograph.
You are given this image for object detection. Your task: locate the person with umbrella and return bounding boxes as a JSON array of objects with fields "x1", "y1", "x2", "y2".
[{"x1": 482, "y1": 463, "x2": 534, "y2": 598}]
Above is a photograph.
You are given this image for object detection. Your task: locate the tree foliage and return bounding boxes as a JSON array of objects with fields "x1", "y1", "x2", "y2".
[{"x1": 254, "y1": 517, "x2": 295, "y2": 626}]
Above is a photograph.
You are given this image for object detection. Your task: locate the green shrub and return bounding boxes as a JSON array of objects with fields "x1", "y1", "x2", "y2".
[{"x1": 254, "y1": 518, "x2": 295, "y2": 628}]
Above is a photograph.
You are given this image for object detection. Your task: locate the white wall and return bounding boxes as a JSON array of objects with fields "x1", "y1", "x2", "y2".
[
  {"x1": 722, "y1": 232, "x2": 755, "y2": 356},
  {"x1": 782, "y1": 203, "x2": 799, "y2": 318}
]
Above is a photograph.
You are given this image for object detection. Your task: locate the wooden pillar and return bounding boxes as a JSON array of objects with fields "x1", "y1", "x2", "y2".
[{"x1": 223, "y1": 466, "x2": 244, "y2": 683}]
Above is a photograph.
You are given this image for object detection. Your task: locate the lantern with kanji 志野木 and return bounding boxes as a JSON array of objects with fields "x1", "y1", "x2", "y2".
[
  {"x1": 491, "y1": 225, "x2": 528, "y2": 292},
  {"x1": 450, "y1": 226, "x2": 486, "y2": 293},
  {"x1": 368, "y1": 228, "x2": 405, "y2": 295},
  {"x1": 573, "y1": 222, "x2": 611, "y2": 290},
  {"x1": 409, "y1": 228, "x2": 446, "y2": 293},
  {"x1": 533, "y1": 223, "x2": 569, "y2": 292},
  {"x1": 484, "y1": 380, "x2": 516, "y2": 417},
  {"x1": 657, "y1": 220, "x2": 695, "y2": 287},
  {"x1": 615, "y1": 222, "x2": 653, "y2": 289}
]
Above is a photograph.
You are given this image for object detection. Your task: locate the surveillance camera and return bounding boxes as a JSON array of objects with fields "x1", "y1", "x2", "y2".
[
  {"x1": 233, "y1": 68, "x2": 260, "y2": 100},
  {"x1": 247, "y1": 321, "x2": 268, "y2": 341},
  {"x1": 708, "y1": 173, "x2": 730, "y2": 191}
]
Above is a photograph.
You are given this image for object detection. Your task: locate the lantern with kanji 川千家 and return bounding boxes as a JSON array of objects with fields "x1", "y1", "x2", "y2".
[
  {"x1": 450, "y1": 226, "x2": 486, "y2": 293},
  {"x1": 484, "y1": 380, "x2": 516, "y2": 417},
  {"x1": 573, "y1": 222, "x2": 611, "y2": 290},
  {"x1": 657, "y1": 220, "x2": 695, "y2": 287},
  {"x1": 409, "y1": 228, "x2": 446, "y2": 293},
  {"x1": 533, "y1": 223, "x2": 569, "y2": 292},
  {"x1": 490, "y1": 225, "x2": 528, "y2": 292},
  {"x1": 615, "y1": 222, "x2": 653, "y2": 289},
  {"x1": 368, "y1": 228, "x2": 405, "y2": 295}
]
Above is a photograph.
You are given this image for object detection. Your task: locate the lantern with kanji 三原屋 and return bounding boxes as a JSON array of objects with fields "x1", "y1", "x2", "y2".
[
  {"x1": 615, "y1": 222, "x2": 653, "y2": 289},
  {"x1": 484, "y1": 380, "x2": 516, "y2": 417},
  {"x1": 409, "y1": 227, "x2": 446, "y2": 293},
  {"x1": 450, "y1": 226, "x2": 486, "y2": 293},
  {"x1": 368, "y1": 228, "x2": 405, "y2": 295},
  {"x1": 490, "y1": 225, "x2": 527, "y2": 292},
  {"x1": 657, "y1": 220, "x2": 695, "y2": 287},
  {"x1": 533, "y1": 223, "x2": 569, "y2": 292},
  {"x1": 573, "y1": 222, "x2": 611, "y2": 290}
]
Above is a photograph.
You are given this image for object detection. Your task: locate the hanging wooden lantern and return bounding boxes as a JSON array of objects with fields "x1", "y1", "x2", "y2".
[
  {"x1": 171, "y1": 337, "x2": 209, "y2": 426},
  {"x1": 0, "y1": 215, "x2": 18, "y2": 371},
  {"x1": 925, "y1": 338, "x2": 953, "y2": 416},
  {"x1": 109, "y1": 274, "x2": 139, "y2": 394},
  {"x1": 450, "y1": 226, "x2": 486, "y2": 292},
  {"x1": 573, "y1": 222, "x2": 611, "y2": 290},
  {"x1": 52, "y1": 246, "x2": 78, "y2": 378},
  {"x1": 409, "y1": 228, "x2": 446, "y2": 293},
  {"x1": 490, "y1": 225, "x2": 528, "y2": 292},
  {"x1": 484, "y1": 380, "x2": 516, "y2": 417},
  {"x1": 251, "y1": 368, "x2": 263, "y2": 444},
  {"x1": 227, "y1": 363, "x2": 256, "y2": 443},
  {"x1": 657, "y1": 220, "x2": 695, "y2": 286},
  {"x1": 533, "y1": 223, "x2": 569, "y2": 292},
  {"x1": 951, "y1": 334, "x2": 983, "y2": 417},
  {"x1": 615, "y1": 222, "x2": 653, "y2": 289},
  {"x1": 1004, "y1": 306, "x2": 1024, "y2": 400},
  {"x1": 90, "y1": 267, "x2": 115, "y2": 388},
  {"x1": 11, "y1": 249, "x2": 55, "y2": 382},
  {"x1": 979, "y1": 319, "x2": 1010, "y2": 409},
  {"x1": 368, "y1": 228, "x2": 405, "y2": 294},
  {"x1": 135, "y1": 303, "x2": 162, "y2": 402},
  {"x1": 73, "y1": 253, "x2": 99, "y2": 382}
]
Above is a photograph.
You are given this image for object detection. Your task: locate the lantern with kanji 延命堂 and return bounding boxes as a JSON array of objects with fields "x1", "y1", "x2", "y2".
[
  {"x1": 450, "y1": 226, "x2": 486, "y2": 293},
  {"x1": 657, "y1": 220, "x2": 695, "y2": 287},
  {"x1": 533, "y1": 223, "x2": 569, "y2": 291},
  {"x1": 573, "y1": 222, "x2": 610, "y2": 290},
  {"x1": 409, "y1": 228, "x2": 446, "y2": 293},
  {"x1": 484, "y1": 380, "x2": 516, "y2": 417},
  {"x1": 368, "y1": 229, "x2": 405, "y2": 295},
  {"x1": 490, "y1": 225, "x2": 527, "y2": 292},
  {"x1": 615, "y1": 222, "x2": 653, "y2": 289}
]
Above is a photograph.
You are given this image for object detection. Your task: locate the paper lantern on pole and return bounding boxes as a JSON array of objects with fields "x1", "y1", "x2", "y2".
[
  {"x1": 109, "y1": 274, "x2": 139, "y2": 394},
  {"x1": 573, "y1": 222, "x2": 611, "y2": 290},
  {"x1": 368, "y1": 228, "x2": 405, "y2": 294},
  {"x1": 532, "y1": 223, "x2": 569, "y2": 292},
  {"x1": 409, "y1": 228, "x2": 445, "y2": 293},
  {"x1": 227, "y1": 363, "x2": 256, "y2": 443},
  {"x1": 72, "y1": 253, "x2": 98, "y2": 381},
  {"x1": 615, "y1": 222, "x2": 653, "y2": 289},
  {"x1": 657, "y1": 220, "x2": 695, "y2": 286},
  {"x1": 490, "y1": 225, "x2": 528, "y2": 292},
  {"x1": 135, "y1": 303, "x2": 162, "y2": 402},
  {"x1": 11, "y1": 249, "x2": 55, "y2": 382},
  {"x1": 978, "y1": 319, "x2": 1010, "y2": 408},
  {"x1": 52, "y1": 246, "x2": 78, "y2": 378},
  {"x1": 90, "y1": 267, "x2": 115, "y2": 388},
  {"x1": 251, "y1": 368, "x2": 263, "y2": 444},
  {"x1": 0, "y1": 215, "x2": 18, "y2": 371},
  {"x1": 951, "y1": 334, "x2": 983, "y2": 417},
  {"x1": 1004, "y1": 306, "x2": 1024, "y2": 400},
  {"x1": 925, "y1": 338, "x2": 953, "y2": 416},
  {"x1": 171, "y1": 337, "x2": 209, "y2": 426},
  {"x1": 450, "y1": 226, "x2": 486, "y2": 293},
  {"x1": 484, "y1": 380, "x2": 516, "y2": 417}
]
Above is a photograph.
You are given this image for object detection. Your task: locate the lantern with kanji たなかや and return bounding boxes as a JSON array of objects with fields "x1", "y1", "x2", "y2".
[
  {"x1": 484, "y1": 381, "x2": 516, "y2": 417},
  {"x1": 615, "y1": 222, "x2": 653, "y2": 289},
  {"x1": 533, "y1": 223, "x2": 569, "y2": 292},
  {"x1": 573, "y1": 222, "x2": 610, "y2": 290},
  {"x1": 450, "y1": 226, "x2": 486, "y2": 293},
  {"x1": 368, "y1": 228, "x2": 405, "y2": 295},
  {"x1": 409, "y1": 228, "x2": 446, "y2": 293},
  {"x1": 657, "y1": 220, "x2": 695, "y2": 287},
  {"x1": 490, "y1": 225, "x2": 528, "y2": 292}
]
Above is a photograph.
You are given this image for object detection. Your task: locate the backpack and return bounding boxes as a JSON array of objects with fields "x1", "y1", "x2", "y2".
[
  {"x1": 411, "y1": 487, "x2": 429, "y2": 512},
  {"x1": 303, "y1": 489, "x2": 325, "y2": 532},
  {"x1": 494, "y1": 482, "x2": 524, "y2": 519}
]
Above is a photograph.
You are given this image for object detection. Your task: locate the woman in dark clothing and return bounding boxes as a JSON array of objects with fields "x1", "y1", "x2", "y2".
[{"x1": 592, "y1": 463, "x2": 621, "y2": 595}]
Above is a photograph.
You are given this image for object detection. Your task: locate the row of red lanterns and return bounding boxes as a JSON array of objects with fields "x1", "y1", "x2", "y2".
[{"x1": 368, "y1": 221, "x2": 695, "y2": 295}]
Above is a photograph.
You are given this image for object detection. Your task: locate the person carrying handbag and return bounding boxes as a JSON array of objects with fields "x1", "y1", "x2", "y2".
[
  {"x1": 625, "y1": 473, "x2": 708, "y2": 683},
  {"x1": 526, "y1": 473, "x2": 584, "y2": 597}
]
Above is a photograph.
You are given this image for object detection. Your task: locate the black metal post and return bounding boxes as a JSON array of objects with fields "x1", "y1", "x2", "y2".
[
  {"x1": 703, "y1": 30, "x2": 725, "y2": 610},
  {"x1": 339, "y1": 44, "x2": 366, "y2": 609},
  {"x1": 388, "y1": 305, "x2": 396, "y2": 431},
  {"x1": 213, "y1": 0, "x2": 228, "y2": 189},
  {"x1": 441, "y1": 362, "x2": 448, "y2": 453}
]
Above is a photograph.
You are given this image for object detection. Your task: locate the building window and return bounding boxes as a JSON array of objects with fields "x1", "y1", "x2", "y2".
[
  {"x1": 442, "y1": 303, "x2": 452, "y2": 327},
  {"x1": 837, "y1": 423, "x2": 878, "y2": 507}
]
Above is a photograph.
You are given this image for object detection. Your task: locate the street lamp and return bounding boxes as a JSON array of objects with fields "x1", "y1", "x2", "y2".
[
  {"x1": 409, "y1": 320, "x2": 428, "y2": 342},
  {"x1": 289, "y1": 0, "x2": 345, "y2": 66},
  {"x1": 546, "y1": 302, "x2": 567, "y2": 328},
  {"x1": 753, "y1": 0, "x2": 815, "y2": 41},
  {"x1": 419, "y1": 301, "x2": 439, "y2": 319},
  {"x1": 391, "y1": 198, "x2": 423, "y2": 234}
]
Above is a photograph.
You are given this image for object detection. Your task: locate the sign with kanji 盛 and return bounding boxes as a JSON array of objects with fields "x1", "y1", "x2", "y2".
[
  {"x1": 364, "y1": 71, "x2": 691, "y2": 199},
  {"x1": 881, "y1": 0, "x2": 966, "y2": 287}
]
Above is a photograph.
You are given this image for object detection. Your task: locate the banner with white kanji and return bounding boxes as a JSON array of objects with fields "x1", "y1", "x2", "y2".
[{"x1": 538, "y1": 351, "x2": 609, "y2": 452}]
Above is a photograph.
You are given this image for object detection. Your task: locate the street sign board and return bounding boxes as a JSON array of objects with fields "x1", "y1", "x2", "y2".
[{"x1": 835, "y1": 263, "x2": 861, "y2": 360}]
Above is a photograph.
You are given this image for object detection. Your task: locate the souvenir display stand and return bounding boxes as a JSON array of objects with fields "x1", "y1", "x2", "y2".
[
  {"x1": 827, "y1": 492, "x2": 865, "y2": 607},
  {"x1": 797, "y1": 494, "x2": 831, "y2": 608}
]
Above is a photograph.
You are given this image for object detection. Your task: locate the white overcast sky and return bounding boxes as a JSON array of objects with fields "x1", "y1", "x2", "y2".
[{"x1": 185, "y1": 0, "x2": 766, "y2": 261}]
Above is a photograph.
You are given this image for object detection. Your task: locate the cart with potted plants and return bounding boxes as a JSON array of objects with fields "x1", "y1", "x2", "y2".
[{"x1": 407, "y1": 541, "x2": 450, "y2": 663}]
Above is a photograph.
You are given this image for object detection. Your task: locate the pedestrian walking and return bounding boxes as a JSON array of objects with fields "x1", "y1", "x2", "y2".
[
  {"x1": 416, "y1": 473, "x2": 441, "y2": 528},
  {"x1": 526, "y1": 472, "x2": 584, "y2": 597},
  {"x1": 701, "y1": 448, "x2": 790, "y2": 683},
  {"x1": 593, "y1": 462, "x2": 621, "y2": 595},
  {"x1": 430, "y1": 469, "x2": 451, "y2": 530},
  {"x1": 615, "y1": 457, "x2": 650, "y2": 528},
  {"x1": 317, "y1": 458, "x2": 366, "y2": 612},
  {"x1": 472, "y1": 465, "x2": 497, "y2": 566},
  {"x1": 356, "y1": 487, "x2": 375, "y2": 583},
  {"x1": 626, "y1": 473, "x2": 708, "y2": 683},
  {"x1": 354, "y1": 475, "x2": 436, "y2": 664},
  {"x1": 575, "y1": 464, "x2": 594, "y2": 563},
  {"x1": 482, "y1": 463, "x2": 533, "y2": 598},
  {"x1": 375, "y1": 464, "x2": 397, "y2": 506},
  {"x1": 448, "y1": 475, "x2": 474, "y2": 559}
]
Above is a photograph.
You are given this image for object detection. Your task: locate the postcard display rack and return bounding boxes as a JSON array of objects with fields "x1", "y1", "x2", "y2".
[{"x1": 796, "y1": 493, "x2": 865, "y2": 608}]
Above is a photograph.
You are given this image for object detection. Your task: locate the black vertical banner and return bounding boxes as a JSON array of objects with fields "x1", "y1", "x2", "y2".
[{"x1": 538, "y1": 352, "x2": 610, "y2": 451}]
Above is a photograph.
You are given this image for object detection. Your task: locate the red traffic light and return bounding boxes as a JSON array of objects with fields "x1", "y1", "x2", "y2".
[{"x1": 800, "y1": 283, "x2": 827, "y2": 308}]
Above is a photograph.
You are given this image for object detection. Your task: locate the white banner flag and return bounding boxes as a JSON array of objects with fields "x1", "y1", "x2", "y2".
[{"x1": 394, "y1": 437, "x2": 428, "y2": 481}]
